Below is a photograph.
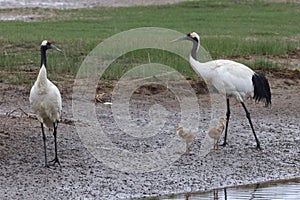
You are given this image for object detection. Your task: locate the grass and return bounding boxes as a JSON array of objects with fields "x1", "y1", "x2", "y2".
[
  {"x1": 241, "y1": 59, "x2": 278, "y2": 71},
  {"x1": 0, "y1": 0, "x2": 300, "y2": 84}
]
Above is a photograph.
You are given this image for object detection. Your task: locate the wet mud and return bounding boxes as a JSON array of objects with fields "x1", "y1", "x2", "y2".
[{"x1": 1, "y1": 76, "x2": 300, "y2": 199}]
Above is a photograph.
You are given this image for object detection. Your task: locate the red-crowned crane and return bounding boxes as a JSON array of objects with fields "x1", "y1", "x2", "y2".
[
  {"x1": 174, "y1": 32, "x2": 271, "y2": 149},
  {"x1": 29, "y1": 40, "x2": 63, "y2": 167}
]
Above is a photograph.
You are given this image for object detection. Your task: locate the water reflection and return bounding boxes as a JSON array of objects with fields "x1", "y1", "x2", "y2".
[{"x1": 152, "y1": 178, "x2": 300, "y2": 200}]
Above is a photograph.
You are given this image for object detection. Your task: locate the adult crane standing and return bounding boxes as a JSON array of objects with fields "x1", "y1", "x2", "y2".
[
  {"x1": 173, "y1": 32, "x2": 271, "y2": 149},
  {"x1": 30, "y1": 40, "x2": 63, "y2": 167}
]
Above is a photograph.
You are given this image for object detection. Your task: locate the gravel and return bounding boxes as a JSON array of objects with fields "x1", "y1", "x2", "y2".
[{"x1": 1, "y1": 77, "x2": 300, "y2": 199}]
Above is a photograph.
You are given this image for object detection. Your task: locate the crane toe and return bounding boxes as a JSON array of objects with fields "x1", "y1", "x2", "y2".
[
  {"x1": 256, "y1": 144, "x2": 262, "y2": 150},
  {"x1": 49, "y1": 157, "x2": 61, "y2": 167},
  {"x1": 220, "y1": 141, "x2": 228, "y2": 147}
]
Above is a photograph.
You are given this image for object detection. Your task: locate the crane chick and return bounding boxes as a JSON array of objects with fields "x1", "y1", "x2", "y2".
[
  {"x1": 29, "y1": 40, "x2": 62, "y2": 167},
  {"x1": 176, "y1": 126, "x2": 196, "y2": 155},
  {"x1": 208, "y1": 116, "x2": 227, "y2": 150}
]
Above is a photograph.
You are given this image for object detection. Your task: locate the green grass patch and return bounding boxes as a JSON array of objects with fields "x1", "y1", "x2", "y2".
[
  {"x1": 240, "y1": 59, "x2": 278, "y2": 71},
  {"x1": 0, "y1": 0, "x2": 299, "y2": 84},
  {"x1": 101, "y1": 49, "x2": 194, "y2": 80}
]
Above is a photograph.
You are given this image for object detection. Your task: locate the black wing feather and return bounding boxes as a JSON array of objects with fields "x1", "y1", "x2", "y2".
[{"x1": 252, "y1": 73, "x2": 271, "y2": 107}]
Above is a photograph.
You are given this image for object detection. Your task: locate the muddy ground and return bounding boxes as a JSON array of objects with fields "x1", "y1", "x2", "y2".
[
  {"x1": 1, "y1": 1, "x2": 300, "y2": 199},
  {"x1": 1, "y1": 72, "x2": 300, "y2": 199}
]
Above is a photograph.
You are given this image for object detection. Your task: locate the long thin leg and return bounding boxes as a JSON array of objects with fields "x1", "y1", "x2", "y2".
[
  {"x1": 41, "y1": 123, "x2": 49, "y2": 168},
  {"x1": 241, "y1": 102, "x2": 261, "y2": 150},
  {"x1": 186, "y1": 142, "x2": 190, "y2": 155},
  {"x1": 221, "y1": 98, "x2": 230, "y2": 146},
  {"x1": 49, "y1": 122, "x2": 61, "y2": 166}
]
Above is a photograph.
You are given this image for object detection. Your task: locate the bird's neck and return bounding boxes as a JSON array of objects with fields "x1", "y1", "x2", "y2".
[
  {"x1": 40, "y1": 48, "x2": 47, "y2": 68},
  {"x1": 219, "y1": 120, "x2": 226, "y2": 127},
  {"x1": 178, "y1": 129, "x2": 184, "y2": 136},
  {"x1": 219, "y1": 121, "x2": 226, "y2": 131},
  {"x1": 190, "y1": 40, "x2": 199, "y2": 61},
  {"x1": 189, "y1": 55, "x2": 212, "y2": 80},
  {"x1": 189, "y1": 41, "x2": 215, "y2": 81},
  {"x1": 35, "y1": 47, "x2": 49, "y2": 87},
  {"x1": 36, "y1": 64, "x2": 48, "y2": 87}
]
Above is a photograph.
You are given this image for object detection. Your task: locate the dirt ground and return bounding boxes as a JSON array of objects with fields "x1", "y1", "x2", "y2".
[
  {"x1": 1, "y1": 1, "x2": 300, "y2": 199},
  {"x1": 1, "y1": 71, "x2": 300, "y2": 199}
]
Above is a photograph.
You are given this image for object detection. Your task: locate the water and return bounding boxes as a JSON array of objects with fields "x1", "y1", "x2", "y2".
[
  {"x1": 0, "y1": 0, "x2": 100, "y2": 9},
  {"x1": 0, "y1": 0, "x2": 188, "y2": 9},
  {"x1": 0, "y1": 0, "x2": 188, "y2": 21},
  {"x1": 151, "y1": 178, "x2": 300, "y2": 200}
]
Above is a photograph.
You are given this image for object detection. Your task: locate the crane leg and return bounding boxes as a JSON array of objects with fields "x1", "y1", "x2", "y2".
[
  {"x1": 240, "y1": 102, "x2": 261, "y2": 150},
  {"x1": 41, "y1": 123, "x2": 49, "y2": 168},
  {"x1": 49, "y1": 122, "x2": 61, "y2": 166},
  {"x1": 221, "y1": 98, "x2": 230, "y2": 146}
]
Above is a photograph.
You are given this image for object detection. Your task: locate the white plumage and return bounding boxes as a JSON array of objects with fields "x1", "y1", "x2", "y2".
[
  {"x1": 30, "y1": 66, "x2": 62, "y2": 128},
  {"x1": 189, "y1": 58, "x2": 255, "y2": 102},
  {"x1": 174, "y1": 32, "x2": 271, "y2": 149},
  {"x1": 29, "y1": 40, "x2": 62, "y2": 167}
]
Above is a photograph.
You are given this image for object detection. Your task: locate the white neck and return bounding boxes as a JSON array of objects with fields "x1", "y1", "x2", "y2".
[
  {"x1": 189, "y1": 55, "x2": 215, "y2": 81},
  {"x1": 36, "y1": 64, "x2": 48, "y2": 87}
]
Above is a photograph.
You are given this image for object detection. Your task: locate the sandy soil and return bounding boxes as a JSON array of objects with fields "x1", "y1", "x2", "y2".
[{"x1": 1, "y1": 74, "x2": 300, "y2": 199}]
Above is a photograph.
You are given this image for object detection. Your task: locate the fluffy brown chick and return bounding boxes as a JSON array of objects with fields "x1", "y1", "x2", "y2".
[
  {"x1": 176, "y1": 126, "x2": 196, "y2": 155},
  {"x1": 208, "y1": 116, "x2": 227, "y2": 150}
]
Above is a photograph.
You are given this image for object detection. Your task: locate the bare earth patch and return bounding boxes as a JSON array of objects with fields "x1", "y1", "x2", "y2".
[
  {"x1": 1, "y1": 1, "x2": 300, "y2": 199},
  {"x1": 1, "y1": 73, "x2": 300, "y2": 199}
]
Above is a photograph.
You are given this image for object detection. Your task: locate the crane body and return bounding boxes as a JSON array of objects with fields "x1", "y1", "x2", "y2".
[{"x1": 30, "y1": 66, "x2": 62, "y2": 128}]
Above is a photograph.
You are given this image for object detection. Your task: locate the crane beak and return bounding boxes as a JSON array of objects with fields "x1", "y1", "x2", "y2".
[
  {"x1": 171, "y1": 35, "x2": 189, "y2": 43},
  {"x1": 51, "y1": 44, "x2": 63, "y2": 53}
]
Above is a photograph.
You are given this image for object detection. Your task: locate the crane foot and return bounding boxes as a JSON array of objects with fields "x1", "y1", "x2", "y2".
[
  {"x1": 49, "y1": 157, "x2": 61, "y2": 167},
  {"x1": 220, "y1": 142, "x2": 228, "y2": 147}
]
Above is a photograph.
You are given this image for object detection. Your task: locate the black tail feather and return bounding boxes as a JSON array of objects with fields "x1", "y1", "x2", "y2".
[{"x1": 252, "y1": 73, "x2": 271, "y2": 107}]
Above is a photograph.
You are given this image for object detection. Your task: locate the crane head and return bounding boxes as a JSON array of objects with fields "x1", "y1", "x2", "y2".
[
  {"x1": 187, "y1": 32, "x2": 200, "y2": 43},
  {"x1": 172, "y1": 32, "x2": 200, "y2": 43},
  {"x1": 41, "y1": 40, "x2": 63, "y2": 53}
]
